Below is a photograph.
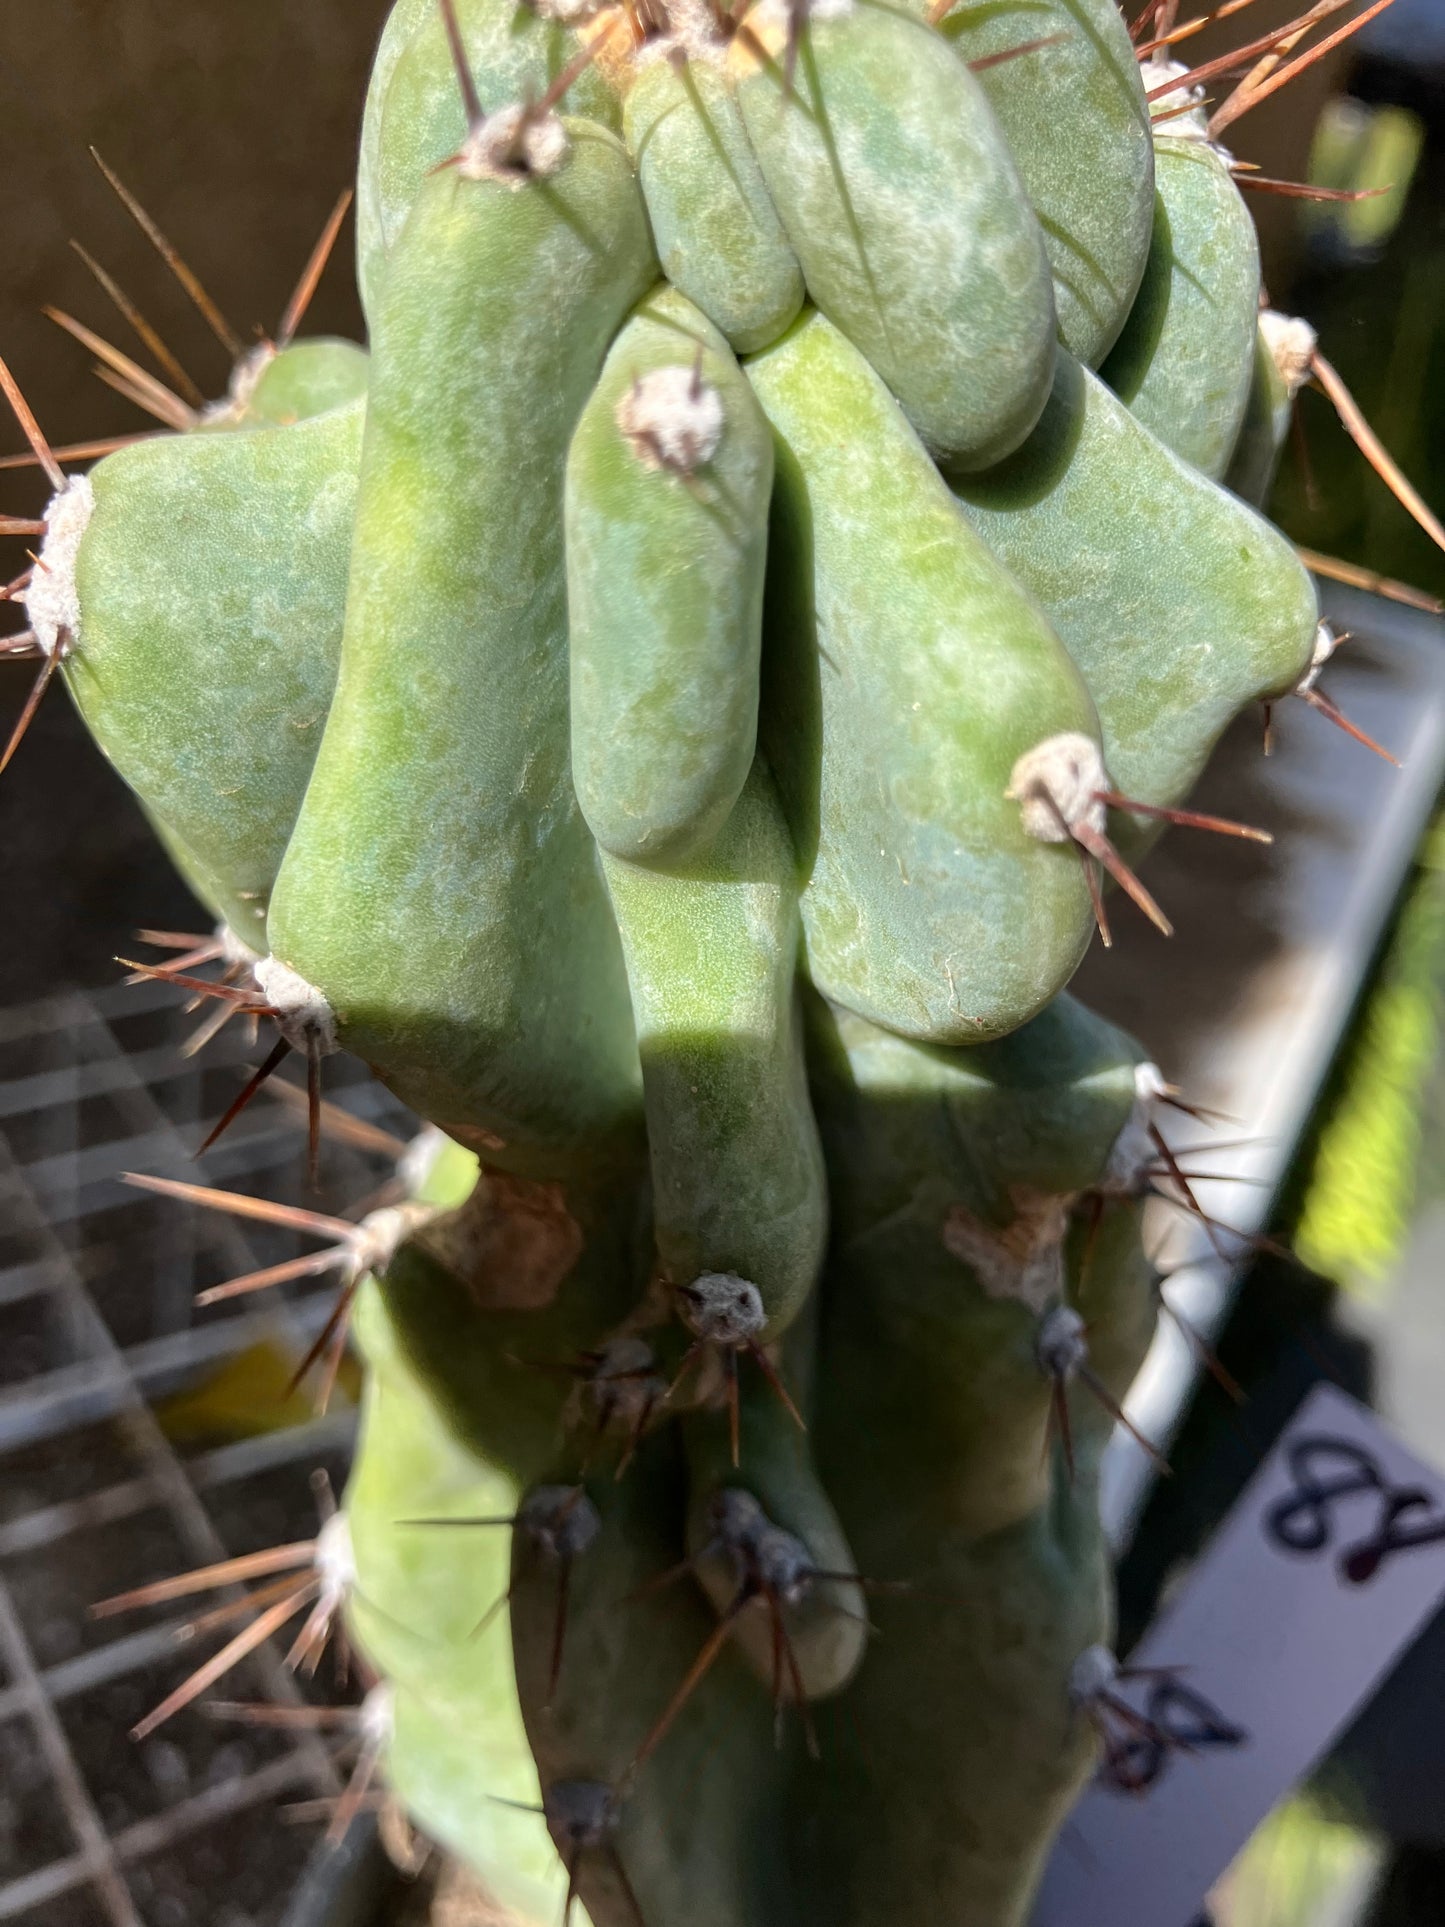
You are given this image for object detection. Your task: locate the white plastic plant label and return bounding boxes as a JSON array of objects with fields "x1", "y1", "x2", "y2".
[{"x1": 1033, "y1": 1381, "x2": 1445, "y2": 1927}]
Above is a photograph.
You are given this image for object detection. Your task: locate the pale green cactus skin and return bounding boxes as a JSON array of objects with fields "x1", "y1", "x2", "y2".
[
  {"x1": 68, "y1": 396, "x2": 363, "y2": 940},
  {"x1": 750, "y1": 309, "x2": 1100, "y2": 1044},
  {"x1": 921, "y1": 0, "x2": 1155, "y2": 367},
  {"x1": 568, "y1": 285, "x2": 772, "y2": 865},
  {"x1": 1101, "y1": 135, "x2": 1261, "y2": 479},
  {"x1": 346, "y1": 1282, "x2": 564, "y2": 1925},
  {"x1": 267, "y1": 122, "x2": 656, "y2": 1163},
  {"x1": 600, "y1": 762, "x2": 827, "y2": 1340},
  {"x1": 240, "y1": 338, "x2": 370, "y2": 424},
  {"x1": 29, "y1": 0, "x2": 1326, "y2": 1918},
  {"x1": 953, "y1": 349, "x2": 1318, "y2": 835},
  {"x1": 733, "y1": 1, "x2": 1058, "y2": 470},
  {"x1": 623, "y1": 61, "x2": 804, "y2": 356}
]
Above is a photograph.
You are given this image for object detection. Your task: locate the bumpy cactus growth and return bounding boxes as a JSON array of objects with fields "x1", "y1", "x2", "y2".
[{"x1": 4, "y1": 0, "x2": 1435, "y2": 1920}]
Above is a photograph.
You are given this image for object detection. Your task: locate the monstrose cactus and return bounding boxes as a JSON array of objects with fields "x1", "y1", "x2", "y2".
[{"x1": 3, "y1": 0, "x2": 1421, "y2": 1920}]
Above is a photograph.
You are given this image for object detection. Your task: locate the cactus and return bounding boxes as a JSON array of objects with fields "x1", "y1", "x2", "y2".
[
  {"x1": 4, "y1": 0, "x2": 1440, "y2": 1921},
  {"x1": 1099, "y1": 62, "x2": 1261, "y2": 481}
]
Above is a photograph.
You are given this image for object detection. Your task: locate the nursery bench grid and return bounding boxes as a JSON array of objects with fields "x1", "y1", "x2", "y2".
[{"x1": 0, "y1": 976, "x2": 411, "y2": 1927}]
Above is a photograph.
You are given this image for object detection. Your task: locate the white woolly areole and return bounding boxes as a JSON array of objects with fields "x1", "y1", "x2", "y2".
[
  {"x1": 633, "y1": 0, "x2": 727, "y2": 65},
  {"x1": 350, "y1": 1200, "x2": 433, "y2": 1280},
  {"x1": 358, "y1": 1681, "x2": 395, "y2": 1750},
  {"x1": 314, "y1": 1512, "x2": 356, "y2": 1607},
  {"x1": 26, "y1": 475, "x2": 94, "y2": 658},
  {"x1": 1139, "y1": 58, "x2": 1210, "y2": 140},
  {"x1": 544, "y1": 1781, "x2": 619, "y2": 1849},
  {"x1": 679, "y1": 1271, "x2": 765, "y2": 1345},
  {"x1": 616, "y1": 365, "x2": 725, "y2": 476},
  {"x1": 1069, "y1": 1642, "x2": 1120, "y2": 1705},
  {"x1": 397, "y1": 1124, "x2": 450, "y2": 1197},
  {"x1": 1296, "y1": 620, "x2": 1339, "y2": 696},
  {"x1": 1260, "y1": 310, "x2": 1318, "y2": 399},
  {"x1": 1035, "y1": 1303, "x2": 1088, "y2": 1379},
  {"x1": 254, "y1": 956, "x2": 339, "y2": 1055},
  {"x1": 1102, "y1": 1060, "x2": 1169, "y2": 1194},
  {"x1": 520, "y1": 1484, "x2": 602, "y2": 1560},
  {"x1": 753, "y1": 1523, "x2": 815, "y2": 1605},
  {"x1": 710, "y1": 1485, "x2": 768, "y2": 1550},
  {"x1": 531, "y1": 0, "x2": 596, "y2": 20},
  {"x1": 1134, "y1": 1061, "x2": 1169, "y2": 1105},
  {"x1": 943, "y1": 1193, "x2": 1070, "y2": 1313},
  {"x1": 1007, "y1": 732, "x2": 1109, "y2": 844},
  {"x1": 458, "y1": 105, "x2": 569, "y2": 183}
]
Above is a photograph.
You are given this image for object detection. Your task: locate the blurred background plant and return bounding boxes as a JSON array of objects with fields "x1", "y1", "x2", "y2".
[{"x1": 1270, "y1": 0, "x2": 1445, "y2": 611}]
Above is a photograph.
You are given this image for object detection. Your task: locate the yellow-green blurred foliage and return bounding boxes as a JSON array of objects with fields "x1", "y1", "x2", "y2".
[
  {"x1": 154, "y1": 1337, "x2": 358, "y2": 1447},
  {"x1": 1295, "y1": 818, "x2": 1445, "y2": 1293},
  {"x1": 1218, "y1": 1796, "x2": 1381, "y2": 1927}
]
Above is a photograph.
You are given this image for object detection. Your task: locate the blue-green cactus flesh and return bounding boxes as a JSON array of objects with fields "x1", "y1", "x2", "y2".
[{"x1": 27, "y1": 0, "x2": 1356, "y2": 1918}]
